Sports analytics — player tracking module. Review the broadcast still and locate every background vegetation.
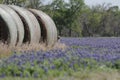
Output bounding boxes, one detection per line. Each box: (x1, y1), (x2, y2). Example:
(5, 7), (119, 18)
(1, 0), (120, 37)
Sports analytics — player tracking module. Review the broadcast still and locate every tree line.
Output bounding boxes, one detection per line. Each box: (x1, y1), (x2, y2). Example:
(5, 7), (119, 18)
(1, 0), (120, 37)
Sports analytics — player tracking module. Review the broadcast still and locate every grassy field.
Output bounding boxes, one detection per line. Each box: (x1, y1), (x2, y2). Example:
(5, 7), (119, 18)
(0, 37), (120, 79)
(1, 70), (120, 80)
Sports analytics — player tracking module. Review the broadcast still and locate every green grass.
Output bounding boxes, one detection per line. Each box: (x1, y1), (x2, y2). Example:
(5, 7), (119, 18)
(0, 69), (120, 80)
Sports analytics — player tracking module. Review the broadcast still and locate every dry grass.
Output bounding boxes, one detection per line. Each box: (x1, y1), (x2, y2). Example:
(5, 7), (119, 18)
(13, 42), (67, 51)
(0, 42), (12, 58)
(70, 70), (120, 80)
(0, 42), (67, 58)
(90, 71), (120, 80)
(1, 70), (120, 80)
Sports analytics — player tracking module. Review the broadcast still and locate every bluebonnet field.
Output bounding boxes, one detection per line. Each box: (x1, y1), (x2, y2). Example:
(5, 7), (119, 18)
(0, 37), (120, 78)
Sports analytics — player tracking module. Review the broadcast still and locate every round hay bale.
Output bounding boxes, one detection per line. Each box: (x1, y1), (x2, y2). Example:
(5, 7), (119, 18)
(29, 9), (57, 46)
(0, 4), (24, 45)
(9, 5), (41, 44)
(0, 7), (17, 46)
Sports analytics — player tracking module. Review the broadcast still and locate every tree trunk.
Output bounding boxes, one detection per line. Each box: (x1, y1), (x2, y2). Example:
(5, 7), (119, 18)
(69, 28), (72, 37)
(82, 22), (92, 36)
(59, 29), (62, 36)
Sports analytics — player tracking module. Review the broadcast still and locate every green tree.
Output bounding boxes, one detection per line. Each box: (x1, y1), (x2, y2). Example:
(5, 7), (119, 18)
(82, 5), (103, 36)
(80, 6), (92, 36)
(25, 0), (41, 9)
(42, 0), (68, 36)
(101, 6), (120, 36)
(1, 0), (42, 8)
(80, 3), (120, 37)
(2, 0), (26, 6)
(45, 0), (85, 37)
(0, 0), (2, 3)
(51, 0), (67, 36)
(65, 0), (85, 36)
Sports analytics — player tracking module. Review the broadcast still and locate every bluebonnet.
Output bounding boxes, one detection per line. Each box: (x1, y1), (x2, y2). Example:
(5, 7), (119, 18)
(0, 37), (120, 77)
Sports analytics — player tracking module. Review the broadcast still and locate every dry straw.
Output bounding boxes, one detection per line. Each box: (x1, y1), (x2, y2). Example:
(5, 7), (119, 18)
(0, 42), (67, 58)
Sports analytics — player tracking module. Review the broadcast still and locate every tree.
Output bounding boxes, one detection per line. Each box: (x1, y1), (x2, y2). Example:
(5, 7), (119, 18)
(65, 0), (85, 36)
(2, 0), (26, 6)
(80, 3), (120, 37)
(25, 0), (41, 9)
(45, 0), (85, 37)
(80, 6), (93, 36)
(0, 0), (2, 3)
(42, 0), (68, 36)
(1, 0), (42, 8)
(102, 6), (120, 36)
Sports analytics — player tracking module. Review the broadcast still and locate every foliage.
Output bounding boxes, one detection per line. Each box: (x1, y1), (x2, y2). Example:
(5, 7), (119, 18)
(0, 0), (41, 8)
(80, 4), (120, 37)
(1, 0), (26, 6)
(1, 0), (120, 37)
(42, 0), (85, 37)
(0, 0), (2, 3)
(25, 0), (42, 9)
(65, 0), (85, 36)
(42, 1), (120, 37)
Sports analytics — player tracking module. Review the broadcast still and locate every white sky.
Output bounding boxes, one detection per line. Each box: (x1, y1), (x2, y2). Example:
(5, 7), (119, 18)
(84, 0), (120, 8)
(42, 0), (120, 8)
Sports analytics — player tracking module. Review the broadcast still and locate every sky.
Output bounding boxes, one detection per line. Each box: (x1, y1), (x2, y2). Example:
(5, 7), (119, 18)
(84, 0), (120, 8)
(43, 0), (120, 8)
